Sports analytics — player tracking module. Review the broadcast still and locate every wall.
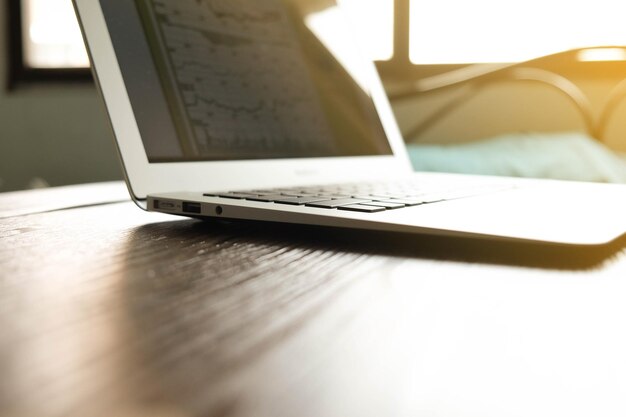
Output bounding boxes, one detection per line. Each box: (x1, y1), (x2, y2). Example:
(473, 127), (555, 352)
(0, 0), (122, 192)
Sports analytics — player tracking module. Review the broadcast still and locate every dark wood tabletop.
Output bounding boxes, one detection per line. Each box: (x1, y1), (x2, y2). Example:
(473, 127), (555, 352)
(2, 182), (626, 417)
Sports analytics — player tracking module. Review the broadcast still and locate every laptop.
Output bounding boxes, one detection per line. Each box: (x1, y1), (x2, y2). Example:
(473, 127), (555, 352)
(73, 0), (626, 246)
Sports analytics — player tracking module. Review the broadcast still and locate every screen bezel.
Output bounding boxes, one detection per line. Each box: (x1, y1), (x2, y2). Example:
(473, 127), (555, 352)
(74, 0), (413, 201)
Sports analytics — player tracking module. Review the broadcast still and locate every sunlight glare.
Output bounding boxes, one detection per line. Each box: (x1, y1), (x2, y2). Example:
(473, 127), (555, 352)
(23, 0), (89, 68)
(410, 0), (626, 64)
(339, 0), (394, 61)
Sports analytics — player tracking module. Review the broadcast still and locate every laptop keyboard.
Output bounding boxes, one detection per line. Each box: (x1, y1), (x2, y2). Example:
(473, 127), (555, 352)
(203, 179), (509, 213)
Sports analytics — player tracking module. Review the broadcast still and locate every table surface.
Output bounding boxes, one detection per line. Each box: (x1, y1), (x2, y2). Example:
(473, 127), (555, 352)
(2, 182), (626, 417)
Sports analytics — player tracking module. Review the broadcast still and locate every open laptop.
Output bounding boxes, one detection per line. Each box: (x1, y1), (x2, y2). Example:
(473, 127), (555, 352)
(74, 0), (626, 246)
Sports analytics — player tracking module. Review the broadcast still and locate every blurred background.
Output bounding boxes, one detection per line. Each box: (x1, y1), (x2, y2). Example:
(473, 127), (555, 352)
(2, 0), (626, 192)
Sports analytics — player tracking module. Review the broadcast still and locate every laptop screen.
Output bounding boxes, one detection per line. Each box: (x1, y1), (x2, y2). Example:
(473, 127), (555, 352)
(99, 0), (393, 163)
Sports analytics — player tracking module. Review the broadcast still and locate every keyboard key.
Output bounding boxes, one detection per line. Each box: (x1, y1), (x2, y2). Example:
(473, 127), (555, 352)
(274, 196), (328, 205)
(362, 201), (406, 209)
(203, 179), (500, 214)
(338, 204), (386, 213)
(215, 192), (258, 199)
(381, 198), (428, 206)
(316, 194), (352, 199)
(351, 195), (382, 200)
(249, 190), (275, 194)
(369, 193), (411, 199)
(245, 194), (285, 202)
(280, 192), (318, 197)
(306, 198), (371, 208)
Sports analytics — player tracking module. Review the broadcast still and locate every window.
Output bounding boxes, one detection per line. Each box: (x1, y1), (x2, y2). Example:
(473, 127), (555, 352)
(21, 0), (89, 68)
(338, 0), (395, 62)
(7, 0), (91, 88)
(355, 0), (626, 81)
(7, 0), (626, 88)
(409, 0), (626, 64)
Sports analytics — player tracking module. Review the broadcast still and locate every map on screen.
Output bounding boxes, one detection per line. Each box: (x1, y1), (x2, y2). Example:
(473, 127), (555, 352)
(135, 0), (337, 159)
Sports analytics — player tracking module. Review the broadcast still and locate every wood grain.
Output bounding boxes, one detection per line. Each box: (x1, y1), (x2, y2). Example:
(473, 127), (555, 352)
(0, 181), (128, 219)
(2, 186), (626, 417)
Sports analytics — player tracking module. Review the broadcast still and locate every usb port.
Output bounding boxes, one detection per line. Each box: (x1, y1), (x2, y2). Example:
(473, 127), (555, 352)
(154, 200), (176, 210)
(182, 202), (201, 214)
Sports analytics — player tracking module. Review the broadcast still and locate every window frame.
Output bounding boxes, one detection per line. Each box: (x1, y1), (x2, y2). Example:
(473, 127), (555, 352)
(6, 0), (92, 90)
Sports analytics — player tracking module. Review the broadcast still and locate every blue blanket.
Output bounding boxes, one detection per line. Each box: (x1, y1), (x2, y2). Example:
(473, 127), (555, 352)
(407, 132), (626, 183)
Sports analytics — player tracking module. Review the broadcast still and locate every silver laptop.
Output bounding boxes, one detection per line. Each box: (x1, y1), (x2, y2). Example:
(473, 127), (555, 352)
(74, 0), (626, 246)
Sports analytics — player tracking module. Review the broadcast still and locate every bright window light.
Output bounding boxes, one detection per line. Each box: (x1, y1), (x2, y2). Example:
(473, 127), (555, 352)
(410, 0), (626, 64)
(578, 48), (626, 62)
(22, 0), (89, 68)
(306, 6), (372, 91)
(339, 0), (394, 62)
(18, 0), (392, 69)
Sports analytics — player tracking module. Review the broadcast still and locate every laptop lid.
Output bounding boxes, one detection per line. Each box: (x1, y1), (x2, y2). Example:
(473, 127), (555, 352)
(74, 0), (413, 202)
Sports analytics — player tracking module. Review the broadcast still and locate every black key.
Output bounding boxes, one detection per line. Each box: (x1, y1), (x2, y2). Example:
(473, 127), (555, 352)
(306, 198), (371, 208)
(316, 194), (351, 199)
(215, 192), (258, 199)
(280, 192), (319, 197)
(362, 201), (406, 209)
(338, 204), (386, 213)
(274, 196), (328, 205)
(245, 194), (285, 202)
(249, 190), (275, 194)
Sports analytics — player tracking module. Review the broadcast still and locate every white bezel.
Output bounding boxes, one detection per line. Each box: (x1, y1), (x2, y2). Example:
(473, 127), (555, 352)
(73, 0), (413, 201)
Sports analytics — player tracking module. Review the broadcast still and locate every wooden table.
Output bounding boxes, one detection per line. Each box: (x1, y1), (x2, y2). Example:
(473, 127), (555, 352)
(2, 182), (626, 417)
